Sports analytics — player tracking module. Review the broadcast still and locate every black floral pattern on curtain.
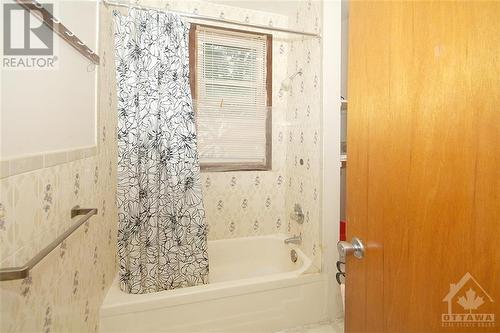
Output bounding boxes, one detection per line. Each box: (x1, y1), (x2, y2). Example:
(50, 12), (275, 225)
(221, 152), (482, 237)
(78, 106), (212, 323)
(113, 8), (209, 294)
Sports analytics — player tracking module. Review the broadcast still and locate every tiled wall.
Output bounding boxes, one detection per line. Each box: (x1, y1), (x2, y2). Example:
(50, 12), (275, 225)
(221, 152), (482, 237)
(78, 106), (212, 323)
(0, 6), (118, 332)
(285, 0), (323, 271)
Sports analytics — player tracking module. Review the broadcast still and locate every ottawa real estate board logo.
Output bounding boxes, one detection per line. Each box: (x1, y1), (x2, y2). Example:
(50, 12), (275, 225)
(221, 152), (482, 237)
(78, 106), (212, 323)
(3, 2), (58, 69)
(442, 272), (495, 328)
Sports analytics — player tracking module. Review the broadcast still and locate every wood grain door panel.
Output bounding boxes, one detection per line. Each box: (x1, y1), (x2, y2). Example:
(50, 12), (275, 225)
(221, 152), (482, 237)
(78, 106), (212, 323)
(346, 2), (499, 332)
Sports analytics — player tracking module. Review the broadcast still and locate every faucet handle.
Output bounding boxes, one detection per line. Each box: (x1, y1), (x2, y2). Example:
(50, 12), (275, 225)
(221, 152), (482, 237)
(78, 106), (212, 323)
(291, 204), (305, 224)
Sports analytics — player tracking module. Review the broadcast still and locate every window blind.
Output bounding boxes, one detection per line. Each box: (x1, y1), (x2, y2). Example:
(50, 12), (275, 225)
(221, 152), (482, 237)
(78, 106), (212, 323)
(194, 26), (270, 168)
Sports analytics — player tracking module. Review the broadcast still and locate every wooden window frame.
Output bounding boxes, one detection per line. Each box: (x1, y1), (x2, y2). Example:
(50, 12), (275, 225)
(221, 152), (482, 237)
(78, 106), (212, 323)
(189, 24), (273, 172)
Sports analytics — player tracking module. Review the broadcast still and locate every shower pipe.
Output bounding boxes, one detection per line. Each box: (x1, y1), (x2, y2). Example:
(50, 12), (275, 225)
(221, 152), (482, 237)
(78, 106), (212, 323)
(0, 206), (98, 281)
(102, 0), (322, 38)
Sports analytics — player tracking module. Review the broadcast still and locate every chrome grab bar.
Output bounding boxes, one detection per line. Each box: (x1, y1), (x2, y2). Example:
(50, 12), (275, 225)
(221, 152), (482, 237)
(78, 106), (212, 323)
(0, 206), (98, 281)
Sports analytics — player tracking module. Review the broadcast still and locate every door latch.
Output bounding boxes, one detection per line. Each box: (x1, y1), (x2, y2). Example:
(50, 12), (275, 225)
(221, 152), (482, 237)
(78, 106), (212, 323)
(337, 237), (365, 262)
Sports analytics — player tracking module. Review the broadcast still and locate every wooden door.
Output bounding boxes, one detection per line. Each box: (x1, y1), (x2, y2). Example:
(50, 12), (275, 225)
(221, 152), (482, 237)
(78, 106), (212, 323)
(346, 1), (499, 332)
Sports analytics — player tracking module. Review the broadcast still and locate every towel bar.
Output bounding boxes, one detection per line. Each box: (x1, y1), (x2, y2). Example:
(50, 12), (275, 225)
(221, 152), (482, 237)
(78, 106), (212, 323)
(0, 206), (98, 281)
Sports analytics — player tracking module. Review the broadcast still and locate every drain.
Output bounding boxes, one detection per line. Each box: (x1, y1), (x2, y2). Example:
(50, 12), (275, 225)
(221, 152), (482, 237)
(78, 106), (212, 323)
(290, 249), (298, 263)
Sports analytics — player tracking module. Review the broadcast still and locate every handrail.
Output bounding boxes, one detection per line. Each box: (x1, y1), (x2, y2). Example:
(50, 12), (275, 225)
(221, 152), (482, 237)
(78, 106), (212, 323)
(15, 0), (100, 64)
(0, 206), (98, 281)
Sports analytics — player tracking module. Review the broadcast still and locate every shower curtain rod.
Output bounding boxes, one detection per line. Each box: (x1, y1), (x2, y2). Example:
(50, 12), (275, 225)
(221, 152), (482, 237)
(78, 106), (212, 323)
(102, 0), (321, 38)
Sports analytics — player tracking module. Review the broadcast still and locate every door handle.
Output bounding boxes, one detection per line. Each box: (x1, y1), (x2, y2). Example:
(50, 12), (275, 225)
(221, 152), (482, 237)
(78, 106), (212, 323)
(337, 237), (365, 262)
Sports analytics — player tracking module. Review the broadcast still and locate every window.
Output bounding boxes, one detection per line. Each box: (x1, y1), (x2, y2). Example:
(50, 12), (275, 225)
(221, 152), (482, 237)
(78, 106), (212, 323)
(190, 24), (272, 172)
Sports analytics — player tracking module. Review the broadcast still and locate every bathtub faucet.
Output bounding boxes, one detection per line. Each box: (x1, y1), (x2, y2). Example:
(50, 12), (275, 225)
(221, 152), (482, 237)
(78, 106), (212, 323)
(284, 234), (302, 245)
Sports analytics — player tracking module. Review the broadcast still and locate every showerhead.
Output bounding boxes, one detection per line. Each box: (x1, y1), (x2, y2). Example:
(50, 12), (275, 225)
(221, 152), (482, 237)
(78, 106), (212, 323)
(280, 69), (303, 93)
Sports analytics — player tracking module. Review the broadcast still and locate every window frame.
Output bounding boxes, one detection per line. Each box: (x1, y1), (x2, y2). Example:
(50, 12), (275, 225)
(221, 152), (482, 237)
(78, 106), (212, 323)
(189, 24), (273, 172)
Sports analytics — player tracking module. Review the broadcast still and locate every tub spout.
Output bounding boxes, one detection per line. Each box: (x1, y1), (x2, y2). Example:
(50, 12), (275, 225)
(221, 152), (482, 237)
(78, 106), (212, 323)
(284, 235), (302, 245)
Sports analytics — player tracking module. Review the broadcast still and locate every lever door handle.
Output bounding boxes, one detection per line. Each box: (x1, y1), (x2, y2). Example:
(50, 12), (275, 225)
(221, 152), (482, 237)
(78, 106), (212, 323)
(337, 237), (365, 262)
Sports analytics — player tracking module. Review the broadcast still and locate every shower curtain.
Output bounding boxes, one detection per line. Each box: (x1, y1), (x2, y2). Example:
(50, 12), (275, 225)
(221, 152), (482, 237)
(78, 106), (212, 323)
(113, 8), (209, 294)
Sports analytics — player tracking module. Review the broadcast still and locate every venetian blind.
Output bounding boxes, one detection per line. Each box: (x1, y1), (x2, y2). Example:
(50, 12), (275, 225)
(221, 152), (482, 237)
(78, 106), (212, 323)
(195, 26), (270, 167)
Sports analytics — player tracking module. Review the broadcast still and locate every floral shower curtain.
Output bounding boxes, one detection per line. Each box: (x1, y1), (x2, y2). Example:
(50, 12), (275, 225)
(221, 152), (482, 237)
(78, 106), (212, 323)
(113, 8), (209, 294)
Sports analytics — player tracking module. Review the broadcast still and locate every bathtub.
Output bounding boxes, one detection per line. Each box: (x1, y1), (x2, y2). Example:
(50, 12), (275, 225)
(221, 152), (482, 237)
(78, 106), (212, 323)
(100, 234), (328, 332)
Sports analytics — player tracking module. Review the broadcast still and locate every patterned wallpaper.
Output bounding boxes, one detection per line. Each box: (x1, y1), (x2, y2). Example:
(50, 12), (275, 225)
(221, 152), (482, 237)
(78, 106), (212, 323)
(0, 1), (322, 332)
(0, 6), (118, 332)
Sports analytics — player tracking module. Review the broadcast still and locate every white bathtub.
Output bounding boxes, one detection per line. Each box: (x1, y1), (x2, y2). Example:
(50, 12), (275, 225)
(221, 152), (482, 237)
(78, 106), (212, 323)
(100, 234), (328, 332)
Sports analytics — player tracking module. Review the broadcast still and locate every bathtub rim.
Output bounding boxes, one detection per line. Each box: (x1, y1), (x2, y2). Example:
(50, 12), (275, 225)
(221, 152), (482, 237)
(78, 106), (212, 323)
(100, 234), (317, 318)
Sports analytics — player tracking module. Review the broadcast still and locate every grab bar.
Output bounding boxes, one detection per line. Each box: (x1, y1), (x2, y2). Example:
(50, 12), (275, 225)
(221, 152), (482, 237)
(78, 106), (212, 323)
(0, 206), (98, 281)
